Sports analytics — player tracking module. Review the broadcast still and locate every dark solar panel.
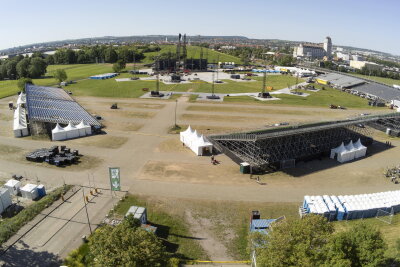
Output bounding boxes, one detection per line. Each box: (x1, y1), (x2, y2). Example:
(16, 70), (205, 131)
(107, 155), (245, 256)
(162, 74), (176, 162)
(25, 84), (101, 127)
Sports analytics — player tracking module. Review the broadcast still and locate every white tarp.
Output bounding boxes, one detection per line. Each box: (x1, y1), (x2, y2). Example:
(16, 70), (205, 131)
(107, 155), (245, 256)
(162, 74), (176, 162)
(64, 121), (79, 139)
(52, 123), (67, 141)
(180, 126), (213, 156)
(4, 179), (21, 195)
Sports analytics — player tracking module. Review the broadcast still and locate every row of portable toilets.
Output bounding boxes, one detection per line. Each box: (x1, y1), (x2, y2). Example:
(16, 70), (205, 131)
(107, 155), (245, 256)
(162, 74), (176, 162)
(303, 190), (400, 221)
(0, 179), (46, 214)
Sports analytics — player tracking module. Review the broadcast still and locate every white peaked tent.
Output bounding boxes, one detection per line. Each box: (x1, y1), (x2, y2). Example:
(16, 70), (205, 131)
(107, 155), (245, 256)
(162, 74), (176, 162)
(344, 140), (356, 161)
(13, 105), (29, 137)
(52, 123), (67, 141)
(77, 120), (92, 135)
(195, 135), (213, 156)
(16, 93), (26, 105)
(353, 138), (367, 158)
(64, 121), (79, 139)
(330, 142), (348, 162)
(180, 126), (213, 156)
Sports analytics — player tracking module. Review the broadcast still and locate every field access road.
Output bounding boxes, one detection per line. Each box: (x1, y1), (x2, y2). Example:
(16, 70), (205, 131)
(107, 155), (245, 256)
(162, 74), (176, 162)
(0, 186), (123, 267)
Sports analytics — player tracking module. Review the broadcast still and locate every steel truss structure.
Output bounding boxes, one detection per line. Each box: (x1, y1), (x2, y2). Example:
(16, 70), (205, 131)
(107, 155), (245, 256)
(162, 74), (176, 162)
(209, 113), (400, 170)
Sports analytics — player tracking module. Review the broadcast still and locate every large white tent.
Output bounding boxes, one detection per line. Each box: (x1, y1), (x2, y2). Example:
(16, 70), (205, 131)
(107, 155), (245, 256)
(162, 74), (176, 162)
(13, 105), (29, 137)
(77, 120), (92, 136)
(344, 140), (356, 161)
(353, 138), (367, 158)
(52, 123), (67, 141)
(180, 126), (213, 156)
(64, 121), (80, 139)
(51, 121), (92, 141)
(330, 140), (367, 163)
(330, 142), (347, 163)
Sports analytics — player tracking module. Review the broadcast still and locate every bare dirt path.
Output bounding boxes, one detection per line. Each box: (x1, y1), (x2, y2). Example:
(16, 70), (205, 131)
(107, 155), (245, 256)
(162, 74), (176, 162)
(185, 211), (233, 261)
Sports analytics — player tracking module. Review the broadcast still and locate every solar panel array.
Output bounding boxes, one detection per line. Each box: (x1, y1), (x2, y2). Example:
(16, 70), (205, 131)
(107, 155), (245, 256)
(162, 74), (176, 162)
(25, 84), (101, 126)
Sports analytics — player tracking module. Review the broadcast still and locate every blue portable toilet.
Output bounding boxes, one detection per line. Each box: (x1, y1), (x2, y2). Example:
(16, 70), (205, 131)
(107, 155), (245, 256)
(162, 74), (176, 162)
(37, 184), (46, 198)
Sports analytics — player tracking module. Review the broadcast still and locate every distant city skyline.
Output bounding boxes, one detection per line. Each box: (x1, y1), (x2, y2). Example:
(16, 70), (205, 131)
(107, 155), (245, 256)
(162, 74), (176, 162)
(1, 0), (399, 55)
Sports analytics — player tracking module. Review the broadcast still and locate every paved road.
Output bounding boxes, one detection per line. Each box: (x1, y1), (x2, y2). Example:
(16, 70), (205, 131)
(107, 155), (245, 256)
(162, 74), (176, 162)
(0, 186), (124, 266)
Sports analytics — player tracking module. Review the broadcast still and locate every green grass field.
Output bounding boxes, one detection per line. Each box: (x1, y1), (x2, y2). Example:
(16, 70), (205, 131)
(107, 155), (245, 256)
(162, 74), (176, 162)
(350, 73), (400, 87)
(142, 45), (242, 64)
(224, 84), (376, 109)
(0, 64), (115, 98)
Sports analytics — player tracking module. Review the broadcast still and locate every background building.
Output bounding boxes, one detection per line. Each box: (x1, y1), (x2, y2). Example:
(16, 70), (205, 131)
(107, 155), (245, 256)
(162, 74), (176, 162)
(350, 60), (383, 71)
(293, 36), (332, 59)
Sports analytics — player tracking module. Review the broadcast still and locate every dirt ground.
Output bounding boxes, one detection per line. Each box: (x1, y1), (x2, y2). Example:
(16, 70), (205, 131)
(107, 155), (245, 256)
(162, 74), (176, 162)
(1, 93), (399, 260)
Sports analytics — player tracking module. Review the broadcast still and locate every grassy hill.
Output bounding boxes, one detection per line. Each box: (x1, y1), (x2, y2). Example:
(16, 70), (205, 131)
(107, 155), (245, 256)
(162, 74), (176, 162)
(142, 45), (242, 64)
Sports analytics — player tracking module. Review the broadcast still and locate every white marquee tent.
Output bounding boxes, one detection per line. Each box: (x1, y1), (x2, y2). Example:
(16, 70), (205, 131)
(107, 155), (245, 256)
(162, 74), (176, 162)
(180, 126), (213, 156)
(330, 139), (367, 163)
(13, 105), (29, 137)
(64, 121), (80, 139)
(51, 120), (92, 141)
(77, 120), (92, 136)
(52, 123), (67, 141)
(353, 138), (367, 158)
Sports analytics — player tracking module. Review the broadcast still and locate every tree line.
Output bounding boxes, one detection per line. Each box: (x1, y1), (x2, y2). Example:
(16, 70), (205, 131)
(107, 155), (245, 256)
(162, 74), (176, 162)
(46, 45), (153, 65)
(252, 215), (398, 267)
(0, 53), (47, 80)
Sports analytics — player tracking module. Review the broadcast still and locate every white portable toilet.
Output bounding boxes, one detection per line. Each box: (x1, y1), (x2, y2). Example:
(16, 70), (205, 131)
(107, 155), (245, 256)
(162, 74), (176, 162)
(4, 179), (21, 195)
(0, 187), (12, 213)
(20, 184), (38, 200)
(125, 206), (147, 225)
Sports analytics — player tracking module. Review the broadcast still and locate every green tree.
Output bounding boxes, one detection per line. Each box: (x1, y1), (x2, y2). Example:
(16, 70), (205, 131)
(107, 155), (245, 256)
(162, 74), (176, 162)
(16, 58), (31, 78)
(28, 57), (47, 78)
(89, 215), (167, 267)
(324, 223), (387, 267)
(5, 60), (18, 79)
(112, 60), (126, 73)
(45, 55), (55, 65)
(253, 215), (333, 267)
(104, 47), (118, 63)
(53, 69), (67, 83)
(17, 77), (33, 92)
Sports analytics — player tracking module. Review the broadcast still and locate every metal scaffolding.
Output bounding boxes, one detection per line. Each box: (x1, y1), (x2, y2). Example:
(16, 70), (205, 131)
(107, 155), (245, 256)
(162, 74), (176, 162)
(209, 113), (400, 169)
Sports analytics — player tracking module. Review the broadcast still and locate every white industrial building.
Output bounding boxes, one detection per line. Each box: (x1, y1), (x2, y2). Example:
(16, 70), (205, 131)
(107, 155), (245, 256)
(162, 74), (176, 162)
(293, 36), (332, 59)
(350, 60), (383, 71)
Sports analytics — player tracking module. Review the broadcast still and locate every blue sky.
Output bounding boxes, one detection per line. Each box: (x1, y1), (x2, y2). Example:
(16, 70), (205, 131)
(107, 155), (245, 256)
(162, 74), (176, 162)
(1, 0), (399, 55)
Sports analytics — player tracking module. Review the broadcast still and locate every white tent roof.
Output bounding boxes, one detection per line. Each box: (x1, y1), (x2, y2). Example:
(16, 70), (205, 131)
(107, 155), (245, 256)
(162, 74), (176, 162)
(64, 121), (77, 131)
(52, 123), (64, 133)
(353, 138), (366, 149)
(345, 140), (356, 151)
(196, 135), (213, 146)
(76, 120), (90, 128)
(183, 125), (194, 134)
(335, 142), (346, 154)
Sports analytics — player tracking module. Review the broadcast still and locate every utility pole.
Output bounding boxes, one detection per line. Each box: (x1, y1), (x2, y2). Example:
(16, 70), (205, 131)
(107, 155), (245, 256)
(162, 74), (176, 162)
(174, 99), (178, 127)
(82, 187), (92, 234)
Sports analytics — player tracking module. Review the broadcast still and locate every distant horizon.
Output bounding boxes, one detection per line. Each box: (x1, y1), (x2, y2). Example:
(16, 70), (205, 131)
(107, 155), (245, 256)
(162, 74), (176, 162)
(1, 0), (399, 55)
(1, 34), (394, 56)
